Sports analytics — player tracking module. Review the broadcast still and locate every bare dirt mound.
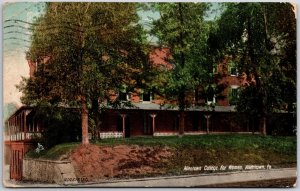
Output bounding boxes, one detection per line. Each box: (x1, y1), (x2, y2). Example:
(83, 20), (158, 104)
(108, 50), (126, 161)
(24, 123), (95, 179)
(68, 144), (173, 182)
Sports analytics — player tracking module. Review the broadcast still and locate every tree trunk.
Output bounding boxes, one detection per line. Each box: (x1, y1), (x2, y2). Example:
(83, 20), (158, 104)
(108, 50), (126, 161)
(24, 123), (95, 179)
(251, 117), (255, 135)
(260, 116), (267, 136)
(206, 117), (210, 134)
(177, 2), (186, 138)
(194, 88), (198, 105)
(247, 16), (267, 137)
(179, 111), (185, 136)
(91, 98), (101, 140)
(81, 96), (89, 144)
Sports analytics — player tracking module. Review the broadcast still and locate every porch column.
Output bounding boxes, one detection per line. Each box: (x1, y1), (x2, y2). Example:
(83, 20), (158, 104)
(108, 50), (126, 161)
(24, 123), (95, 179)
(20, 113), (23, 140)
(120, 114), (127, 138)
(37, 120), (39, 132)
(246, 119), (250, 132)
(11, 119), (14, 141)
(31, 120), (34, 132)
(17, 115), (19, 140)
(150, 114), (157, 136)
(204, 114), (211, 134)
(23, 111), (27, 140)
(8, 120), (11, 141)
(13, 118), (15, 141)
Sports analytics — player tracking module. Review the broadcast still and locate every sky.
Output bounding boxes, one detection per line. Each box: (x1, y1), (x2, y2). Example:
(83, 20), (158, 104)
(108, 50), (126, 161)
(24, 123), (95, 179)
(3, 2), (45, 107)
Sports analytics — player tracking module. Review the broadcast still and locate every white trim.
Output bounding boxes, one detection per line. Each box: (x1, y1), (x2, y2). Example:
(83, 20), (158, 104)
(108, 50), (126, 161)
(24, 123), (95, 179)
(153, 132), (178, 136)
(230, 85), (239, 89)
(207, 95), (216, 105)
(99, 132), (123, 139)
(126, 93), (131, 101)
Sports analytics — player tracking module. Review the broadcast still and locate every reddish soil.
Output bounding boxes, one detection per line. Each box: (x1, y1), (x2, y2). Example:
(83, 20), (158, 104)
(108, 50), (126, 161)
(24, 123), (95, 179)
(68, 144), (173, 182)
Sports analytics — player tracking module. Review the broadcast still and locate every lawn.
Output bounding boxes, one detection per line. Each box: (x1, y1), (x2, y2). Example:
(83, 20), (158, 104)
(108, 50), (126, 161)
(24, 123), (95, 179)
(26, 142), (80, 160)
(26, 134), (296, 174)
(96, 134), (297, 174)
(95, 134), (296, 155)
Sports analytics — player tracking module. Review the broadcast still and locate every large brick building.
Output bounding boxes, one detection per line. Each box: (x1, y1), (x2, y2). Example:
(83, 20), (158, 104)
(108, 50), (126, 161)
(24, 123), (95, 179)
(6, 48), (251, 142)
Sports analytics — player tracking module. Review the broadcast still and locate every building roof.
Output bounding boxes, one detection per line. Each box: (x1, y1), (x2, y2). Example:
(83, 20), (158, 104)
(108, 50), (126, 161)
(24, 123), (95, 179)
(123, 102), (237, 112)
(5, 106), (33, 122)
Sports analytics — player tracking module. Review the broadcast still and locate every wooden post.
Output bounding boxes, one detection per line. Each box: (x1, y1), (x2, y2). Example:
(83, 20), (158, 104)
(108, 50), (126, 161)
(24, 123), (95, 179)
(13, 118), (15, 141)
(204, 114), (211, 134)
(8, 120), (11, 141)
(150, 114), (157, 136)
(24, 111), (27, 140)
(32, 120), (35, 132)
(20, 113), (22, 140)
(246, 119), (249, 132)
(179, 111), (185, 136)
(11, 120), (13, 141)
(261, 116), (267, 136)
(19, 114), (21, 140)
(120, 114), (127, 138)
(17, 115), (19, 141)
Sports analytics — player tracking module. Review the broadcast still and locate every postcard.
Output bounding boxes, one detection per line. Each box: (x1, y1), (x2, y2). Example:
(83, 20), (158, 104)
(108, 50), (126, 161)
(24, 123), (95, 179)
(3, 1), (297, 188)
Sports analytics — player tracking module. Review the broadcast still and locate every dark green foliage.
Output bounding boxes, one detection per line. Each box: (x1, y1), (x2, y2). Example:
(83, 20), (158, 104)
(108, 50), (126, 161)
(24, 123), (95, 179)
(150, 2), (211, 110)
(33, 103), (81, 148)
(209, 3), (296, 133)
(17, 3), (150, 143)
(26, 142), (80, 160)
(22, 3), (147, 104)
(268, 113), (296, 136)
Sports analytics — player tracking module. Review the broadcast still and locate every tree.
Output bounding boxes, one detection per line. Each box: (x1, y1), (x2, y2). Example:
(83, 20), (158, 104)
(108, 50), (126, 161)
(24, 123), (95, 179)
(18, 2), (148, 144)
(210, 3), (296, 135)
(150, 2), (210, 135)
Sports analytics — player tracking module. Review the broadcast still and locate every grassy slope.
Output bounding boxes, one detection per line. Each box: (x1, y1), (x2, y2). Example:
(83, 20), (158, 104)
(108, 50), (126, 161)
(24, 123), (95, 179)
(26, 142), (80, 160)
(96, 134), (296, 154)
(26, 134), (296, 172)
(98, 134), (297, 174)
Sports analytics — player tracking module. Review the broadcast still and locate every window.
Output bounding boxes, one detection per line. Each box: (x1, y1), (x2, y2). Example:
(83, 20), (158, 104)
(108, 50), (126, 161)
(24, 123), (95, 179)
(230, 67), (238, 76)
(142, 91), (152, 102)
(119, 92), (128, 101)
(229, 61), (238, 76)
(206, 86), (215, 104)
(118, 85), (130, 101)
(229, 87), (240, 105)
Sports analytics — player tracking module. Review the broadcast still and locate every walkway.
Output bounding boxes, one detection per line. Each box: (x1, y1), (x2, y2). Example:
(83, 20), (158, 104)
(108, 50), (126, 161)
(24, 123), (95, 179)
(80, 167), (297, 187)
(3, 167), (296, 187)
